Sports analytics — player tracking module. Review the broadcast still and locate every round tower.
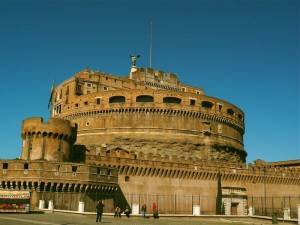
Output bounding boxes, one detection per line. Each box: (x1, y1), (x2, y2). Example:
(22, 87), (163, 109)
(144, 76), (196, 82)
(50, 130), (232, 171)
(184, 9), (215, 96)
(51, 68), (247, 163)
(21, 117), (77, 162)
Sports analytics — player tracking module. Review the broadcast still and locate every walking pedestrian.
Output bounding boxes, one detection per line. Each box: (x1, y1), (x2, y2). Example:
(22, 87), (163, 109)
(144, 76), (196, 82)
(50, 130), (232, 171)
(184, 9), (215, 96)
(96, 201), (104, 223)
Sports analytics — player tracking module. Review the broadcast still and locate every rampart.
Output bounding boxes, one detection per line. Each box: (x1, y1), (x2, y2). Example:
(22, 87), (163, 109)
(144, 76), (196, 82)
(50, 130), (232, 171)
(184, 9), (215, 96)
(86, 149), (300, 186)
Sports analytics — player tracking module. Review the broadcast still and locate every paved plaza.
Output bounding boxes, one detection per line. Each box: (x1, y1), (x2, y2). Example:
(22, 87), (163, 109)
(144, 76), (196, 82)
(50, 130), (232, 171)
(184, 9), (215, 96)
(0, 212), (297, 225)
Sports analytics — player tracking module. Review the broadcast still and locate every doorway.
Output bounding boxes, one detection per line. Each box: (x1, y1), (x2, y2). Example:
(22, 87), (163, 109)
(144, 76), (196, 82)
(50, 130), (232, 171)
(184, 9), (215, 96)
(231, 203), (239, 215)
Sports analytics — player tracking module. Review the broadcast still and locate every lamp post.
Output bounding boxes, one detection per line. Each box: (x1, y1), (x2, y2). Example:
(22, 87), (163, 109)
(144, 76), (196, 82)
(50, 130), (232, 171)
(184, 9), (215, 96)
(264, 168), (267, 216)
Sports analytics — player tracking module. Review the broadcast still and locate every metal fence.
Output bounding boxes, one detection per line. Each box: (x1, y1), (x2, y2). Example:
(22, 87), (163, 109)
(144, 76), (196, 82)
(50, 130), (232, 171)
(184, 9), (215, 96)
(248, 196), (300, 218)
(124, 193), (217, 215)
(37, 192), (300, 218)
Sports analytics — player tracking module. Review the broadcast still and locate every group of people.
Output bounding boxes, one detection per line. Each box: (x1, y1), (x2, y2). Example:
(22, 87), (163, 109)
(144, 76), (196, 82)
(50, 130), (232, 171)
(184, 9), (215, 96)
(141, 203), (158, 218)
(114, 206), (130, 218)
(95, 201), (159, 223)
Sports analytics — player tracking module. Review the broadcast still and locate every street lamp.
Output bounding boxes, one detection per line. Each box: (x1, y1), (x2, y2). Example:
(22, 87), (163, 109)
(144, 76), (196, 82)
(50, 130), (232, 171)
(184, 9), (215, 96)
(263, 168), (267, 216)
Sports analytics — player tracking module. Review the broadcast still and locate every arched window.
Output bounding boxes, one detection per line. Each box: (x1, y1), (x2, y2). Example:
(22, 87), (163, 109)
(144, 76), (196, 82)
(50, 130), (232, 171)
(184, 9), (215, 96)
(163, 97), (181, 104)
(227, 108), (234, 116)
(237, 113), (243, 120)
(109, 96), (125, 103)
(201, 101), (214, 109)
(136, 95), (154, 102)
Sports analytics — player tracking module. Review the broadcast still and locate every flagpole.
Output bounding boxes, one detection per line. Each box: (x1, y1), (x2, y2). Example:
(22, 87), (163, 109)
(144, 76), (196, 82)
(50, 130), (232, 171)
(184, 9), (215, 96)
(48, 80), (55, 109)
(150, 22), (153, 68)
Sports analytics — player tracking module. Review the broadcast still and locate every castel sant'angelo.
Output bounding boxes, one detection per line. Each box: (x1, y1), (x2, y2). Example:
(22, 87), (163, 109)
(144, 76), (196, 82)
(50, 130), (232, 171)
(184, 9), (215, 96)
(1, 55), (299, 216)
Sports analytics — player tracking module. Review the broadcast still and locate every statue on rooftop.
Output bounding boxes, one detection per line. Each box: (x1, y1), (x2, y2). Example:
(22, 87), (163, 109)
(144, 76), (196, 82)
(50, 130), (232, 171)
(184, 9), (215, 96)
(130, 54), (140, 67)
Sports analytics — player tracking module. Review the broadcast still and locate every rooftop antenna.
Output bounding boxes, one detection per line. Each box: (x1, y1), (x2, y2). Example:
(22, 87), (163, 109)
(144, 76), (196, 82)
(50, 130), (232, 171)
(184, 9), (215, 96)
(149, 22), (153, 68)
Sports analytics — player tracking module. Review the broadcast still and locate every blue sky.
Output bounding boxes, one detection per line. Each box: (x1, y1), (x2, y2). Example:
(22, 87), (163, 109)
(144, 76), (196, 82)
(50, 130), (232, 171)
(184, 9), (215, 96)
(0, 0), (299, 164)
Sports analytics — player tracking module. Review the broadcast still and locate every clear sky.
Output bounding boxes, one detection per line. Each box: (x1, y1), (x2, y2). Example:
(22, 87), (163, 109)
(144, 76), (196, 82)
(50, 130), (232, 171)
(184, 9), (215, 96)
(0, 0), (299, 164)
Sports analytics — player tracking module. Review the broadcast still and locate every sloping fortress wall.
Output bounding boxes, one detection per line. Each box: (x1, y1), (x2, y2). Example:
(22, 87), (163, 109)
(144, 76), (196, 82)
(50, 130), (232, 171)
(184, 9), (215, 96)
(52, 68), (247, 163)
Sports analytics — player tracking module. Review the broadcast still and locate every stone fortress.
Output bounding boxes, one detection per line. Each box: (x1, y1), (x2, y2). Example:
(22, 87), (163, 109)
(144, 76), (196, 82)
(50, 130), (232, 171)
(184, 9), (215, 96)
(0, 58), (299, 216)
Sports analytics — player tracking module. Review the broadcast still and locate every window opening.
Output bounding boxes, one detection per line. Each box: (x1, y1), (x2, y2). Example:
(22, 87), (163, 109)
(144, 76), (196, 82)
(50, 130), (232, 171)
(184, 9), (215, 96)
(97, 168), (101, 175)
(24, 163), (29, 170)
(109, 96), (125, 103)
(201, 101), (213, 109)
(163, 97), (181, 104)
(72, 166), (77, 173)
(227, 108), (234, 116)
(136, 95), (154, 102)
(218, 104), (223, 111)
(3, 163), (8, 169)
(190, 99), (195, 106)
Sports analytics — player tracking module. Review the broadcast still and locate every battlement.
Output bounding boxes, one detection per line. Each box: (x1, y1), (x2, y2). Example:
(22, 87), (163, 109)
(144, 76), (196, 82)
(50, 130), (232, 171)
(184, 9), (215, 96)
(22, 117), (77, 136)
(86, 149), (300, 186)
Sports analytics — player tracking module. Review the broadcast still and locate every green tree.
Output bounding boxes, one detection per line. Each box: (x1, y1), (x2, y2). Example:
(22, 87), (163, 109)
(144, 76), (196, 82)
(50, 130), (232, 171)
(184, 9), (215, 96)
(216, 171), (222, 215)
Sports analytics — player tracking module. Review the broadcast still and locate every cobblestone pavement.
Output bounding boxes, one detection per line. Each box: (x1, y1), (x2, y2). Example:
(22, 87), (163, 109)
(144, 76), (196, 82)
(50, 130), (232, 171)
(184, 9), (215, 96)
(0, 212), (297, 225)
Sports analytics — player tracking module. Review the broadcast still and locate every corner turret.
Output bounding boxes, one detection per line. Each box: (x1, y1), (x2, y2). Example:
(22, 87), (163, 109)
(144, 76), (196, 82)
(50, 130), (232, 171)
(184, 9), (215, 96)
(21, 117), (77, 162)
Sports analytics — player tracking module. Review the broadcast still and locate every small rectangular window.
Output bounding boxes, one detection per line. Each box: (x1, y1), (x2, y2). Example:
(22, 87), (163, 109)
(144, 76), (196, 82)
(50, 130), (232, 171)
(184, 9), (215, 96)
(107, 169), (111, 176)
(190, 99), (195, 106)
(86, 83), (92, 88)
(3, 163), (8, 169)
(125, 176), (130, 182)
(181, 87), (186, 92)
(24, 163), (29, 170)
(96, 98), (101, 104)
(97, 168), (101, 175)
(54, 104), (62, 115)
(103, 86), (109, 91)
(72, 166), (77, 173)
(75, 103), (79, 108)
(218, 104), (223, 111)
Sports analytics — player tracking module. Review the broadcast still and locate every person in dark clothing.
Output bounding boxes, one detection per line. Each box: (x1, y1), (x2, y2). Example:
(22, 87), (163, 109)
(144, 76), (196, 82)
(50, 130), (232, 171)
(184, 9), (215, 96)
(96, 201), (104, 223)
(141, 204), (147, 218)
(124, 206), (130, 218)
